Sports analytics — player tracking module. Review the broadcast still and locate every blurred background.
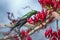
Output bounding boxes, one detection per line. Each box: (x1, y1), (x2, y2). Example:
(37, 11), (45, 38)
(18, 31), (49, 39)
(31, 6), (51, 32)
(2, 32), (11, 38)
(0, 0), (60, 40)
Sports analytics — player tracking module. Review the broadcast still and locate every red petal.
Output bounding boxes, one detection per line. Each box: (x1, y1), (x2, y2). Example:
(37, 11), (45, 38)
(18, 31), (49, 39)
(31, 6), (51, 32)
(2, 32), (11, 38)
(50, 37), (57, 40)
(45, 30), (51, 38)
(44, 0), (52, 4)
(34, 15), (39, 22)
(52, 1), (59, 8)
(37, 12), (42, 19)
(27, 28), (30, 33)
(21, 30), (26, 37)
(25, 32), (28, 37)
(27, 18), (34, 24)
(57, 29), (60, 36)
(57, 4), (60, 9)
(38, 0), (43, 4)
(41, 13), (46, 22)
(48, 27), (52, 33)
(52, 31), (57, 37)
(27, 36), (32, 40)
(58, 36), (60, 40)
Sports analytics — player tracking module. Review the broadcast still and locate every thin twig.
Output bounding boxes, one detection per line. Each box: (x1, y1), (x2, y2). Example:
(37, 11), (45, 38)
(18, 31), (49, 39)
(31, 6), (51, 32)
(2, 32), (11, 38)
(56, 19), (58, 31)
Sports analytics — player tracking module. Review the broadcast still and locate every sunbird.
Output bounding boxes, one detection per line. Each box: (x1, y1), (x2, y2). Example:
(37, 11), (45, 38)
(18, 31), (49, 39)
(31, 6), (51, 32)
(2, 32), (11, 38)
(10, 10), (37, 31)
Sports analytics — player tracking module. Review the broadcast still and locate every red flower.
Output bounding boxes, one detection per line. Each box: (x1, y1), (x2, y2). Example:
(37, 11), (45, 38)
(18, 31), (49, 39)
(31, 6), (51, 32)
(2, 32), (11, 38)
(45, 27), (52, 38)
(38, 0), (43, 4)
(45, 30), (51, 38)
(48, 27), (52, 34)
(41, 9), (46, 22)
(37, 10), (46, 22)
(38, 0), (52, 7)
(50, 37), (57, 40)
(57, 29), (60, 36)
(21, 30), (26, 37)
(25, 32), (28, 37)
(34, 15), (39, 22)
(38, 0), (45, 7)
(27, 18), (34, 24)
(52, 31), (57, 37)
(44, 0), (52, 4)
(52, 1), (59, 8)
(41, 13), (46, 22)
(21, 30), (28, 37)
(38, 0), (60, 11)
(27, 36), (32, 40)
(37, 12), (42, 19)
(58, 36), (60, 40)
(57, 3), (60, 9)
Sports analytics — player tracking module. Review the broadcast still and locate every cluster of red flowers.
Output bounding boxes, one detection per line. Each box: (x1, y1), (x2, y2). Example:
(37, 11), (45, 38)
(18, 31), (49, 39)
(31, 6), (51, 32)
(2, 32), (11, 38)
(38, 0), (60, 11)
(21, 29), (32, 40)
(45, 27), (60, 40)
(27, 10), (47, 25)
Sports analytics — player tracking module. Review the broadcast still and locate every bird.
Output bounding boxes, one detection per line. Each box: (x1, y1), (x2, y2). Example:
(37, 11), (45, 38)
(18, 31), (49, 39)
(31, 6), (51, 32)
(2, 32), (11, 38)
(10, 10), (37, 32)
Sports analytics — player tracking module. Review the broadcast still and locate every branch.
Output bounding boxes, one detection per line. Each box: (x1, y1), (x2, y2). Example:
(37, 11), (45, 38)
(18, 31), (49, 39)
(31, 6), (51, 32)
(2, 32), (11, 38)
(0, 23), (14, 28)
(0, 22), (34, 29)
(0, 33), (21, 40)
